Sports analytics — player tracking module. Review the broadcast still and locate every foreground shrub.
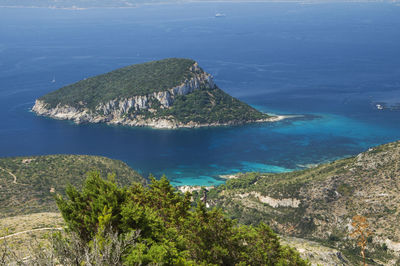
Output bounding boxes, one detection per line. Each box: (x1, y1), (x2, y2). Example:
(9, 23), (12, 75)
(53, 171), (308, 265)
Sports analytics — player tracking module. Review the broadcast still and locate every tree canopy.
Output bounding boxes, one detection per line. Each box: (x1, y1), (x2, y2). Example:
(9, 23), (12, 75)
(56, 172), (308, 265)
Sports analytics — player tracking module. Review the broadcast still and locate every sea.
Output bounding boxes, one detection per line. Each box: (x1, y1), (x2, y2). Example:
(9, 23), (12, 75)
(0, 2), (399, 186)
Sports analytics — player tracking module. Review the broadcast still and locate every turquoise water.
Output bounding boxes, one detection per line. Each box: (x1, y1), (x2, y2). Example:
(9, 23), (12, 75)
(0, 2), (399, 186)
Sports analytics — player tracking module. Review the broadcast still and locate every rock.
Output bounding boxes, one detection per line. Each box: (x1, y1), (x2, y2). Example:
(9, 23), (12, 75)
(281, 236), (350, 265)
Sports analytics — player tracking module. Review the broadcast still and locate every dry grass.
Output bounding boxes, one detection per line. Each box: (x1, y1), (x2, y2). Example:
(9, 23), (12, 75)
(0, 212), (64, 259)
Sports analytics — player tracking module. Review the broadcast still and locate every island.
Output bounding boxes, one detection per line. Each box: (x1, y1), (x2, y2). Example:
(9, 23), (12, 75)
(32, 58), (281, 129)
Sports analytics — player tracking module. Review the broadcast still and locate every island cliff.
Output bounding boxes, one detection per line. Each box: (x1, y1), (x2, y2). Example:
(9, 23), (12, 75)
(33, 58), (276, 129)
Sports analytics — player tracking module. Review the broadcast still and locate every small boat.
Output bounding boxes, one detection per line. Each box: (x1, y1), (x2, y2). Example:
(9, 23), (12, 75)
(376, 104), (384, 110)
(215, 12), (226, 18)
(51, 76), (56, 83)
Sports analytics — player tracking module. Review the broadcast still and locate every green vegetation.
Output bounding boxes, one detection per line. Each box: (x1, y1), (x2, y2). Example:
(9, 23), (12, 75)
(50, 172), (308, 265)
(203, 157), (358, 229)
(0, 155), (144, 218)
(40, 58), (197, 110)
(2, 141), (400, 264)
(201, 141), (400, 264)
(166, 87), (267, 123)
(141, 87), (268, 124)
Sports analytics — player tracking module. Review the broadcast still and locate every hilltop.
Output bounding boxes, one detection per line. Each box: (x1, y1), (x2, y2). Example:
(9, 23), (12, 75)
(0, 155), (144, 218)
(32, 58), (275, 129)
(203, 141), (400, 264)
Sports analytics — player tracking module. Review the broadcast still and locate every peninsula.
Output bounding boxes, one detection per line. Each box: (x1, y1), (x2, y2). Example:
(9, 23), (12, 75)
(33, 58), (277, 129)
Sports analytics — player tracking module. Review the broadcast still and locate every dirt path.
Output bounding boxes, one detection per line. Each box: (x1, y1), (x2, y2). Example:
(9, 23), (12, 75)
(0, 167), (17, 184)
(0, 227), (63, 240)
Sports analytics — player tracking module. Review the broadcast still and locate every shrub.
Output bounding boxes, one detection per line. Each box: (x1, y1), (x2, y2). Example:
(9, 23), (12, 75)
(54, 172), (309, 265)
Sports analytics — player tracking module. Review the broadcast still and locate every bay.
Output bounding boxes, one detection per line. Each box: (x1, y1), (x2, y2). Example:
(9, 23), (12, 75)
(0, 2), (399, 186)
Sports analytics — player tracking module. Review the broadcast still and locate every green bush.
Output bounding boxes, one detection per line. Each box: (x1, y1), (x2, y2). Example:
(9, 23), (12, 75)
(56, 172), (309, 265)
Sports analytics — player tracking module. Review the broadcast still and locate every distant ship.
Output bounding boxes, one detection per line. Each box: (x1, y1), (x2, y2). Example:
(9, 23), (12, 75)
(215, 12), (226, 18)
(51, 76), (56, 83)
(376, 104), (384, 110)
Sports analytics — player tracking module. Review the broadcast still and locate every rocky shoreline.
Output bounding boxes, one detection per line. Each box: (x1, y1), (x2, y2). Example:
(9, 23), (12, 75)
(32, 99), (289, 129)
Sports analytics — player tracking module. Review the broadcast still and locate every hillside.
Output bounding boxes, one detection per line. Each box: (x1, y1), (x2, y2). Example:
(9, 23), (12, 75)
(1, 175), (308, 265)
(1, 211), (352, 265)
(0, 212), (64, 260)
(38, 58), (198, 109)
(0, 155), (144, 218)
(32, 58), (273, 128)
(204, 141), (400, 265)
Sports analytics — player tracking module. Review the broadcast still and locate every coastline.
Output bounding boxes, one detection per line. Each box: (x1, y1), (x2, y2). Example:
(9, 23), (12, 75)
(32, 100), (294, 129)
(32, 108), (292, 129)
(0, 0), (390, 10)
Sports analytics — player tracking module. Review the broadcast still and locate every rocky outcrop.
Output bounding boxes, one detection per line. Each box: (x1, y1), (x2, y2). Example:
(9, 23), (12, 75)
(235, 192), (301, 208)
(95, 63), (215, 115)
(281, 236), (350, 266)
(33, 98), (277, 129)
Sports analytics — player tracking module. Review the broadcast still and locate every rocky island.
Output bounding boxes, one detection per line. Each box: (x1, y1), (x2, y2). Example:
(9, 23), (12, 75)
(33, 58), (277, 129)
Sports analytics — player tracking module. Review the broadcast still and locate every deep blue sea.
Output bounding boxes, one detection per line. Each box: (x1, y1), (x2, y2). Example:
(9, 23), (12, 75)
(1, 2), (399, 186)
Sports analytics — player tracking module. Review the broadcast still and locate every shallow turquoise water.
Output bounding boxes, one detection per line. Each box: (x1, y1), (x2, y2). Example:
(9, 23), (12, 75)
(0, 2), (399, 186)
